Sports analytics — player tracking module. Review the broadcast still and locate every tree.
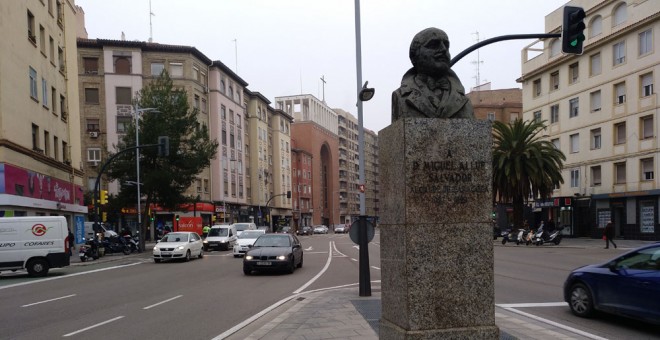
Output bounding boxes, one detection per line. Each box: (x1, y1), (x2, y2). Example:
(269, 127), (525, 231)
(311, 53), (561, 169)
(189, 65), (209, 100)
(492, 119), (565, 229)
(106, 71), (218, 248)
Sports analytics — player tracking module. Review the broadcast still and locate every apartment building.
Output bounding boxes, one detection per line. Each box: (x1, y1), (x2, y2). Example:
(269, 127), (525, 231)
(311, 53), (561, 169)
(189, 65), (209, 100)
(245, 90), (274, 227)
(520, 0), (660, 240)
(467, 87), (522, 123)
(0, 0), (86, 228)
(291, 139), (313, 229)
(363, 128), (380, 221)
(268, 107), (294, 229)
(276, 94), (339, 227)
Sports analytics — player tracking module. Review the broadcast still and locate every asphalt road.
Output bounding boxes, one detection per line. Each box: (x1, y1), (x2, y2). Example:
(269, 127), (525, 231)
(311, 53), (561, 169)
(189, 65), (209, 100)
(1, 232), (658, 339)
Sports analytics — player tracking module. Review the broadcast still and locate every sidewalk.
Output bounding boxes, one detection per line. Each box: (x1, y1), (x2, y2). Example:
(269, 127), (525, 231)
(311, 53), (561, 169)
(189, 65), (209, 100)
(222, 237), (658, 340)
(69, 242), (156, 266)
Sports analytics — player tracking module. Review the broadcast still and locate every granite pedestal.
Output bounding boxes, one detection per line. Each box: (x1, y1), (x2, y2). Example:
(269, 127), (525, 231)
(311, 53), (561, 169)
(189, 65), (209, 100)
(379, 118), (499, 339)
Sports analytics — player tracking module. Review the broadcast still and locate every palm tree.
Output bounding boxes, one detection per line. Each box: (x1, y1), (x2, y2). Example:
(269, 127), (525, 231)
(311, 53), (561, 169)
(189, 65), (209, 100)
(492, 119), (566, 229)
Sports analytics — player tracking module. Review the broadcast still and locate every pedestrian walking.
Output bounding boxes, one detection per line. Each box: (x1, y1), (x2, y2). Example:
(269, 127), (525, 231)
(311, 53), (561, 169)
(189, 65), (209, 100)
(67, 229), (75, 256)
(603, 222), (617, 249)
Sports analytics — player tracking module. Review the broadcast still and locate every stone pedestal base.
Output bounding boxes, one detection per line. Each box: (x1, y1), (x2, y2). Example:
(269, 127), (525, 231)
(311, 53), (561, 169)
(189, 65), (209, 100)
(378, 118), (498, 340)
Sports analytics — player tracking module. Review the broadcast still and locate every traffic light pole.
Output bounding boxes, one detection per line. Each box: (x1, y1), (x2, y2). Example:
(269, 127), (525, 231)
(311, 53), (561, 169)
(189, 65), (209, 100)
(450, 33), (561, 67)
(265, 191), (291, 233)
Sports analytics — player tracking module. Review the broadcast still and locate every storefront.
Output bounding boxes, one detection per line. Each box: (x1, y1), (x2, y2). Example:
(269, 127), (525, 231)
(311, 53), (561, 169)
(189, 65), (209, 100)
(592, 190), (660, 241)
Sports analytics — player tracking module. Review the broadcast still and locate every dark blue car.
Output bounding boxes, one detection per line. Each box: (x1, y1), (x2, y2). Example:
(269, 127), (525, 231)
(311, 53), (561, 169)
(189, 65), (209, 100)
(563, 243), (660, 325)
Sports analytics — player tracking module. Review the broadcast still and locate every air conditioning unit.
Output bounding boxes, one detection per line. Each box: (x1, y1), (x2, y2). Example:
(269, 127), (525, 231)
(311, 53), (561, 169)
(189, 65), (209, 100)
(89, 131), (99, 138)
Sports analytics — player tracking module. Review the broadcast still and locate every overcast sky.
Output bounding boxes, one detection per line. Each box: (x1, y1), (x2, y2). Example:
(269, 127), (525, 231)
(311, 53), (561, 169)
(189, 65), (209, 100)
(76, 0), (569, 132)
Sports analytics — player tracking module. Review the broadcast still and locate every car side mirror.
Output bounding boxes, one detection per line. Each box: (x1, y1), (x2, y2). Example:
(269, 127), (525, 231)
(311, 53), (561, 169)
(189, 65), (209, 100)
(248, 244), (253, 248)
(608, 262), (619, 273)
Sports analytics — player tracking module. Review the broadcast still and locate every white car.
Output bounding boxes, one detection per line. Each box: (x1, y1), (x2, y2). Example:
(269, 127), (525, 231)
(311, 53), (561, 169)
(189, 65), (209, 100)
(153, 232), (204, 263)
(313, 225), (329, 234)
(232, 229), (266, 257)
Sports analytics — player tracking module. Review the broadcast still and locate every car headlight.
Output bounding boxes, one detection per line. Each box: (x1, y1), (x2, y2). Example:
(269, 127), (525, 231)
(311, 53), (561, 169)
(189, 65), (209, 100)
(245, 255), (253, 260)
(177, 245), (185, 250)
(277, 255), (286, 260)
(203, 240), (208, 244)
(153, 246), (159, 251)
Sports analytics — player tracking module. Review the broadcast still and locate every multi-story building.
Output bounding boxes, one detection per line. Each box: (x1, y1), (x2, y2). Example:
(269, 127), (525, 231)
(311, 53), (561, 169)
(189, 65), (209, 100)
(335, 109), (360, 224)
(467, 87), (522, 123)
(245, 90), (273, 227)
(0, 1), (87, 229)
(520, 0), (660, 240)
(363, 128), (380, 221)
(291, 139), (313, 229)
(276, 94), (339, 227)
(268, 107), (294, 229)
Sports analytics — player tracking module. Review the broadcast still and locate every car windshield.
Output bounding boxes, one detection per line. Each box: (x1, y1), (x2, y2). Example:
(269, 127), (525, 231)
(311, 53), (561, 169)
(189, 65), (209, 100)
(234, 223), (250, 231)
(208, 228), (228, 237)
(161, 233), (188, 242)
(254, 235), (291, 247)
(239, 231), (263, 239)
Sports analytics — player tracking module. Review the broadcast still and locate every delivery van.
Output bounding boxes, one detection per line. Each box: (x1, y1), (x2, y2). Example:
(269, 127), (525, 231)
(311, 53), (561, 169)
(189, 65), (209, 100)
(203, 224), (237, 251)
(0, 216), (71, 277)
(83, 221), (117, 239)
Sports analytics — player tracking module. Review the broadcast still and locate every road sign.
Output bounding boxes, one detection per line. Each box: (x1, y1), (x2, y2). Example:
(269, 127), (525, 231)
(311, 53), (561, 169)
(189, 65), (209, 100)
(349, 219), (374, 244)
(358, 184), (365, 193)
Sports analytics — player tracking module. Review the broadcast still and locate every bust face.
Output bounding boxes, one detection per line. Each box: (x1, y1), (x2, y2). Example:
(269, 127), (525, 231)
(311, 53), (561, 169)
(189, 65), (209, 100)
(413, 29), (451, 77)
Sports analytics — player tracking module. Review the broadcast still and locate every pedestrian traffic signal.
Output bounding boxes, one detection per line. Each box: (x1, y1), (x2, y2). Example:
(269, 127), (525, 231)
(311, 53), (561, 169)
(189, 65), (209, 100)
(562, 6), (586, 55)
(158, 136), (169, 157)
(100, 190), (108, 205)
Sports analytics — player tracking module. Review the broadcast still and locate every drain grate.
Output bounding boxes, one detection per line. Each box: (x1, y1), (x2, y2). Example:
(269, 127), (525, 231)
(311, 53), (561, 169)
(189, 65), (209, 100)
(351, 300), (381, 333)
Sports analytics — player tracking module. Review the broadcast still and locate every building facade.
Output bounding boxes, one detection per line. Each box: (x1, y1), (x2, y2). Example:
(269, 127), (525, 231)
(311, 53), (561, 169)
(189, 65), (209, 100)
(0, 0), (87, 233)
(467, 87), (522, 123)
(291, 139), (313, 229)
(520, 0), (660, 240)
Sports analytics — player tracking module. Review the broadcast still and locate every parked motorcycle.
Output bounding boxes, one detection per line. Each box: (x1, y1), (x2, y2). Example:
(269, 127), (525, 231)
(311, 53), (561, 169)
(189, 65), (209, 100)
(122, 234), (141, 253)
(534, 226), (563, 246)
(501, 228), (526, 245)
(102, 236), (131, 255)
(79, 237), (100, 262)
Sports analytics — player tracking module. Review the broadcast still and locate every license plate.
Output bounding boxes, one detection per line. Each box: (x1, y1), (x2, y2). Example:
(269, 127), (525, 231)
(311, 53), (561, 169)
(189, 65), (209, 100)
(256, 261), (271, 266)
(161, 252), (171, 255)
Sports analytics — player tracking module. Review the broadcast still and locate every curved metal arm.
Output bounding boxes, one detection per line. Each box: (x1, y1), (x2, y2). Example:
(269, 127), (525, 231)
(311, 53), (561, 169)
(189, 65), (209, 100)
(450, 33), (561, 67)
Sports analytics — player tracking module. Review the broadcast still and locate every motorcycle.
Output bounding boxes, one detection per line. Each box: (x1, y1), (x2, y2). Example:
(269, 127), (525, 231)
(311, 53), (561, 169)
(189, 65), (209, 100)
(79, 237), (100, 262)
(534, 226), (563, 246)
(102, 236), (131, 255)
(501, 228), (526, 245)
(122, 234), (141, 253)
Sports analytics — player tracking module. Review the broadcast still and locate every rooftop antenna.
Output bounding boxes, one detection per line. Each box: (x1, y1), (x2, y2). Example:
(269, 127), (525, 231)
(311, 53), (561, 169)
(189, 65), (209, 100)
(471, 31), (484, 88)
(233, 39), (238, 73)
(149, 0), (155, 42)
(320, 75), (326, 102)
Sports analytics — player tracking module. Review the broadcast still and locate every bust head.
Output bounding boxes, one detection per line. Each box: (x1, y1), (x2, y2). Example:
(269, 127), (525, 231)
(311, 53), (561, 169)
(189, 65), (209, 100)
(409, 28), (451, 77)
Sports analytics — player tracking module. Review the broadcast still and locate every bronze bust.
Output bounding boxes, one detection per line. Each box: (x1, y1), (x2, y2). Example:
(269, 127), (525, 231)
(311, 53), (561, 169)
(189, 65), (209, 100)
(392, 28), (474, 121)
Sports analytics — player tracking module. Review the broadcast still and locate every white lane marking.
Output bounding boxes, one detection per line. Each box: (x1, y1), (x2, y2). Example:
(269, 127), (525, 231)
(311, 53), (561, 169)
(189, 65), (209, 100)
(63, 316), (124, 337)
(304, 251), (327, 254)
(332, 242), (348, 257)
(353, 246), (359, 250)
(143, 295), (183, 310)
(497, 302), (567, 308)
(21, 294), (76, 307)
(351, 258), (358, 262)
(293, 241), (333, 294)
(304, 246), (313, 251)
(370, 266), (380, 270)
(499, 306), (608, 340)
(0, 262), (142, 291)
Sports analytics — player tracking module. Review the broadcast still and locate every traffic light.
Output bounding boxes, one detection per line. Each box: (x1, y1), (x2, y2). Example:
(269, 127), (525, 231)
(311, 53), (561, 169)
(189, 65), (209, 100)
(562, 6), (586, 55)
(150, 213), (155, 222)
(286, 190), (291, 199)
(158, 136), (169, 157)
(175, 214), (180, 221)
(100, 190), (108, 205)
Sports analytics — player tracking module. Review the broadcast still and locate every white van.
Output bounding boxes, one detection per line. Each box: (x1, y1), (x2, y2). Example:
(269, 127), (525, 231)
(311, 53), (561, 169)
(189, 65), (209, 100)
(0, 216), (71, 277)
(203, 224), (236, 251)
(233, 222), (257, 236)
(83, 222), (117, 239)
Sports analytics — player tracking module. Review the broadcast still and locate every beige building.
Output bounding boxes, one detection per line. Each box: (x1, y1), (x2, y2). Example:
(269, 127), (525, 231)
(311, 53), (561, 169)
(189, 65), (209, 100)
(0, 0), (86, 228)
(467, 87), (522, 123)
(363, 128), (380, 220)
(520, 0), (660, 240)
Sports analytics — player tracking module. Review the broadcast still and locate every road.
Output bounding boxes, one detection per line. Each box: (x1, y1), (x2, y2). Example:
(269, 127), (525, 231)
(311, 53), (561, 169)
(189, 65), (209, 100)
(1, 232), (658, 339)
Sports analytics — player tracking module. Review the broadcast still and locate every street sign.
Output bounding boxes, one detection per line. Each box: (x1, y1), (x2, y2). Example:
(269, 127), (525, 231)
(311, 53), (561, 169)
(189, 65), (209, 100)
(358, 184), (365, 193)
(349, 219), (374, 244)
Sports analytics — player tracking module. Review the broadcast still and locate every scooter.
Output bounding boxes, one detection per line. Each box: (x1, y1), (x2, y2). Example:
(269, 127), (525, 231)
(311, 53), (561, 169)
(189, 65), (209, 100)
(102, 236), (131, 255)
(534, 226), (564, 245)
(502, 228), (526, 245)
(122, 234), (140, 253)
(79, 238), (100, 262)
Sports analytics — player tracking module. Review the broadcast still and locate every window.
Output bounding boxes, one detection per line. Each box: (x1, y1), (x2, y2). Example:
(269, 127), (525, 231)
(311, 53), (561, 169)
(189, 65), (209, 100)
(615, 162), (626, 184)
(570, 134), (579, 153)
(569, 63), (579, 84)
(60, 94), (67, 120)
(550, 71), (559, 90)
(85, 88), (99, 104)
(49, 36), (54, 61)
(201, 98), (207, 114)
(204, 179), (209, 193)
(116, 87), (132, 104)
(27, 10), (35, 42)
(570, 169), (580, 188)
(509, 112), (518, 123)
(83, 57), (98, 74)
(641, 73), (654, 97)
(87, 148), (101, 162)
(86, 118), (100, 131)
(39, 25), (45, 54)
(550, 104), (559, 123)
(44, 131), (50, 157)
(591, 166), (602, 186)
(589, 16), (602, 38)
(58, 47), (65, 72)
(590, 91), (601, 112)
(228, 86), (234, 99)
(151, 62), (164, 76)
(639, 29), (652, 56)
(193, 95), (200, 109)
(116, 116), (132, 133)
(641, 158), (654, 180)
(196, 179), (202, 193)
(29, 67), (38, 100)
(221, 105), (226, 120)
(615, 122), (626, 144)
(485, 112), (494, 121)
(193, 67), (200, 82)
(591, 128), (601, 150)
(222, 130), (227, 145)
(170, 62), (183, 77)
(615, 82), (626, 104)
(32, 124), (39, 150)
(62, 141), (68, 163)
(641, 115), (653, 139)
(613, 41), (626, 65)
(590, 53), (601, 75)
(533, 79), (541, 97)
(549, 40), (561, 57)
(533, 111), (542, 123)
(569, 97), (579, 118)
(114, 56), (131, 74)
(42, 78), (48, 108)
(613, 3), (627, 27)
(220, 78), (225, 93)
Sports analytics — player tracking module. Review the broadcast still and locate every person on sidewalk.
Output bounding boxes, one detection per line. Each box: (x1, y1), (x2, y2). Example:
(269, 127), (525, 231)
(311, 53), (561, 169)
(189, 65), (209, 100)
(603, 222), (617, 249)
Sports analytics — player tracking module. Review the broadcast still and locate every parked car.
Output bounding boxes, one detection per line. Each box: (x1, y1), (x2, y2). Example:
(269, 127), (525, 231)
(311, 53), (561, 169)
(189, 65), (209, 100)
(313, 225), (328, 234)
(563, 242), (660, 325)
(334, 224), (348, 233)
(243, 234), (303, 275)
(153, 232), (204, 263)
(297, 226), (312, 236)
(232, 229), (266, 257)
(276, 226), (291, 234)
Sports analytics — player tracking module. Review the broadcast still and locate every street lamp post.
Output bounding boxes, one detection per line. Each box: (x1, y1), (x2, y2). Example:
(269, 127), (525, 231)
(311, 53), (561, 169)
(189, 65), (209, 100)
(134, 104), (157, 242)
